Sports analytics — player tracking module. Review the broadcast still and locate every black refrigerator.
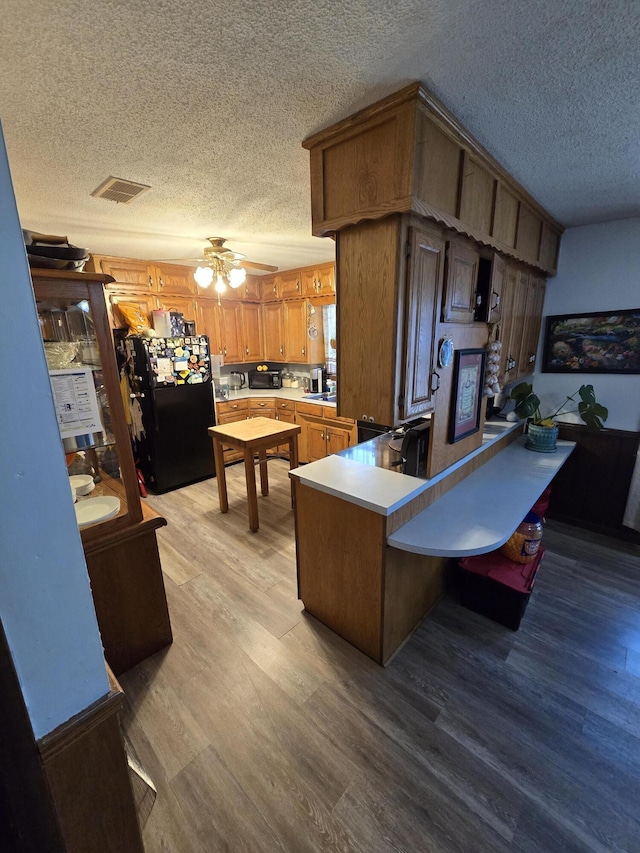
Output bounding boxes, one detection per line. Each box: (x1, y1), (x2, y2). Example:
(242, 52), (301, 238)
(121, 334), (216, 493)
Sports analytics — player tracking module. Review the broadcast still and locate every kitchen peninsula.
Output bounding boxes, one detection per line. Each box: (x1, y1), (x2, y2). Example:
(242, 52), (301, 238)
(290, 423), (575, 664)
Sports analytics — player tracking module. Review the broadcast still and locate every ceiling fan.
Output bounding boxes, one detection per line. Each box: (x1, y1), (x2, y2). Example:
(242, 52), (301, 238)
(164, 237), (278, 294)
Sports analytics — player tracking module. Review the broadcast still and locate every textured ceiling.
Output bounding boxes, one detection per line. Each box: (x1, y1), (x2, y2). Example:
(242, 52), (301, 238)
(1, 0), (638, 272)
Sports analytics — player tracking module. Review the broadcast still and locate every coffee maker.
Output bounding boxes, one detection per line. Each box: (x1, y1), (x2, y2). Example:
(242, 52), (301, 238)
(310, 367), (327, 393)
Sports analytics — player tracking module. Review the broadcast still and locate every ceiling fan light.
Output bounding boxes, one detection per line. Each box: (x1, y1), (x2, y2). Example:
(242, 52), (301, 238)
(228, 267), (246, 288)
(214, 274), (227, 293)
(194, 265), (214, 288)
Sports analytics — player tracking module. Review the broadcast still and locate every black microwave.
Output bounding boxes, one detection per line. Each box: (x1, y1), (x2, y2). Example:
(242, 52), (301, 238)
(248, 369), (282, 389)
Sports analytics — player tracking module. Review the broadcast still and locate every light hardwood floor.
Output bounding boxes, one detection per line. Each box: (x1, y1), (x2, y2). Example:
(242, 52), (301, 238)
(119, 460), (640, 852)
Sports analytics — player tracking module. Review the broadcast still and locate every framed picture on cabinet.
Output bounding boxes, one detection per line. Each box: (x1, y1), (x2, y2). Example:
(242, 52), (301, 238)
(541, 309), (640, 374)
(449, 349), (485, 443)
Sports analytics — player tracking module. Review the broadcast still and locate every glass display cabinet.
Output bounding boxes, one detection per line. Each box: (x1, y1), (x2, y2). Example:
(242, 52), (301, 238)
(34, 269), (143, 538)
(31, 268), (172, 675)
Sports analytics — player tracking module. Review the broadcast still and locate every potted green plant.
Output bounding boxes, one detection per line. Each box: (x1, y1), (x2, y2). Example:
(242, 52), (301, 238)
(509, 382), (608, 452)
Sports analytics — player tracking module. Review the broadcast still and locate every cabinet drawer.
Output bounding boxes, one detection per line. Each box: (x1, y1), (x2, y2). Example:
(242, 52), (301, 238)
(275, 399), (295, 412)
(217, 398), (249, 415)
(296, 401), (324, 417)
(324, 408), (355, 425)
(250, 398), (276, 412)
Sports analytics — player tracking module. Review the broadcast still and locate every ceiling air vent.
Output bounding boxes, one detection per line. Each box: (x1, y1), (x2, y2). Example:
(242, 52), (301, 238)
(90, 176), (151, 204)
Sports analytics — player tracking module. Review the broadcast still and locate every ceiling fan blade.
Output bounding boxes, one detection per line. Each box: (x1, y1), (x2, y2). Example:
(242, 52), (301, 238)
(237, 259), (278, 272)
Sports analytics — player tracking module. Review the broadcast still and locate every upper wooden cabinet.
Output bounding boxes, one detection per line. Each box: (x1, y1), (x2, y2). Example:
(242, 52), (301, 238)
(241, 302), (263, 361)
(278, 270), (302, 299)
(88, 256), (197, 296)
(262, 302), (285, 361)
(441, 239), (480, 324)
(475, 253), (506, 323)
(338, 215), (445, 426)
(301, 263), (335, 297)
(302, 82), (563, 275)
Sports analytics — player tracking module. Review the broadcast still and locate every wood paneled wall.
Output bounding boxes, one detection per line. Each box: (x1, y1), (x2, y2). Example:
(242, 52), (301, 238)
(548, 424), (640, 541)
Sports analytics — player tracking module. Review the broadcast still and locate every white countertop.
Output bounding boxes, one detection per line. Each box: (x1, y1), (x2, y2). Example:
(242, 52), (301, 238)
(387, 437), (575, 557)
(289, 418), (522, 516)
(216, 387), (333, 409)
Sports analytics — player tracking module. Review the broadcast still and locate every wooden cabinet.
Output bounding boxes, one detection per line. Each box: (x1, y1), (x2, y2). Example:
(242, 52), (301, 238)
(156, 294), (198, 328)
(196, 300), (222, 354)
(263, 302), (285, 361)
(109, 291), (158, 331)
(239, 275), (262, 301)
(31, 269), (171, 676)
(89, 256), (196, 296)
(216, 399), (250, 464)
(275, 407), (296, 456)
(518, 274), (546, 377)
(284, 300), (310, 363)
(402, 226), (445, 419)
(497, 263), (518, 383)
(475, 253), (505, 323)
(441, 239), (480, 324)
(260, 275), (280, 302)
(338, 215), (445, 426)
(278, 270), (302, 299)
(296, 402), (357, 463)
(218, 301), (244, 363)
(302, 82), (563, 274)
(301, 263), (335, 296)
(241, 302), (263, 361)
(506, 269), (530, 380)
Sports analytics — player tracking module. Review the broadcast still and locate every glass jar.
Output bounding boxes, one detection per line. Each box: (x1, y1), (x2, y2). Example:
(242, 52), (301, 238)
(500, 512), (543, 563)
(282, 371), (293, 387)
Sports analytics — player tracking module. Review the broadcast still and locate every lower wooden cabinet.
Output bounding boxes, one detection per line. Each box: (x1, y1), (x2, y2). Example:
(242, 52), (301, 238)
(296, 405), (357, 463)
(215, 399), (250, 464)
(215, 398), (356, 465)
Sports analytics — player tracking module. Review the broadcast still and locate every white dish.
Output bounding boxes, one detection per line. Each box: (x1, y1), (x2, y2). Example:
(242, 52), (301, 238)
(69, 474), (95, 496)
(69, 480), (77, 503)
(75, 496), (120, 528)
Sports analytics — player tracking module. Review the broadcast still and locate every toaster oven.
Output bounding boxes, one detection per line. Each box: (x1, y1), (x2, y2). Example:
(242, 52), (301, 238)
(248, 369), (282, 389)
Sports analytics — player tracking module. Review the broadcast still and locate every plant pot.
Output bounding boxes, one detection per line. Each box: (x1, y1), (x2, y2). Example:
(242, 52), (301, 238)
(525, 422), (559, 453)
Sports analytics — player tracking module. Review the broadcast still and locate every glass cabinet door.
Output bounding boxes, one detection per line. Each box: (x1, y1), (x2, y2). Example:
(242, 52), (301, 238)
(32, 273), (142, 538)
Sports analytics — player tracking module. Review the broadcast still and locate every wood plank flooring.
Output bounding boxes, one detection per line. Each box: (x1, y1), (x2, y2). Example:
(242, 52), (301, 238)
(119, 460), (640, 852)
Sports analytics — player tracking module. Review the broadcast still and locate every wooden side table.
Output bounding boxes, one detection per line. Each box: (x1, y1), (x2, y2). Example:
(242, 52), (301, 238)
(208, 417), (301, 532)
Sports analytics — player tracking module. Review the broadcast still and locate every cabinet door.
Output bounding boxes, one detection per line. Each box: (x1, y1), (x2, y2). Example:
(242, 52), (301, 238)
(401, 227), (445, 420)
(155, 263), (196, 296)
(241, 303), (263, 362)
(301, 264), (335, 296)
(156, 295), (199, 331)
(218, 301), (243, 363)
(307, 422), (328, 462)
(508, 270), (529, 379)
(196, 301), (222, 354)
(442, 240), (480, 323)
(326, 425), (350, 455)
(476, 254), (507, 323)
(497, 264), (517, 382)
(109, 291), (158, 330)
(301, 268), (317, 297)
(278, 270), (302, 299)
(263, 303), (285, 361)
(260, 275), (280, 302)
(275, 410), (296, 456)
(241, 276), (261, 301)
(519, 275), (546, 377)
(284, 300), (308, 363)
(95, 257), (157, 291)
(216, 411), (248, 464)
(317, 263), (336, 294)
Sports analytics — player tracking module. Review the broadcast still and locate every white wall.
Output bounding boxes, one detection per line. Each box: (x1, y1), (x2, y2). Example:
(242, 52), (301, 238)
(533, 218), (640, 432)
(0, 123), (108, 739)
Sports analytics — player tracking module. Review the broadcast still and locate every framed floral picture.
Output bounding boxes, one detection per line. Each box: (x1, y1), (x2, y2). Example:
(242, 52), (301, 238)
(449, 349), (485, 443)
(542, 309), (640, 374)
